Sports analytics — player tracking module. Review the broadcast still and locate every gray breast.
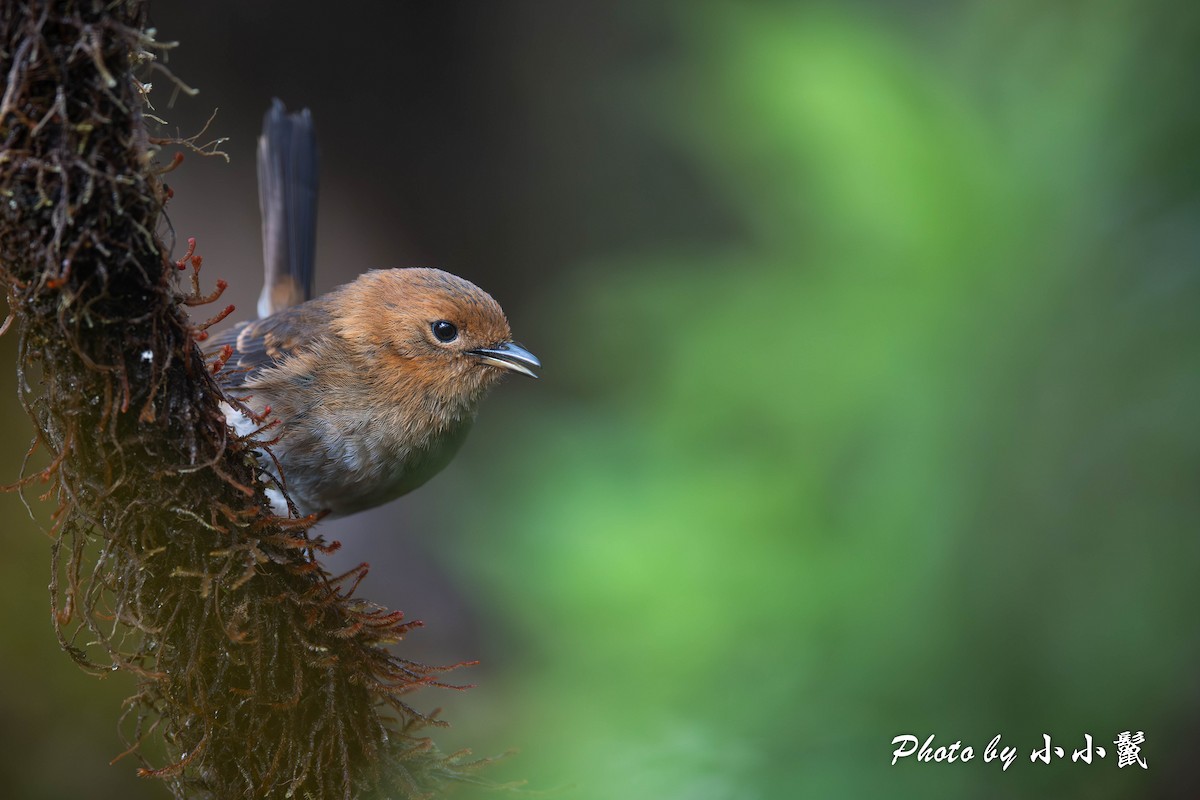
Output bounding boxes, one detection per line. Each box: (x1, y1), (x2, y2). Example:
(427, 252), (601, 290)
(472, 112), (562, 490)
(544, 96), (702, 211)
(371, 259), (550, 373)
(301, 414), (476, 518)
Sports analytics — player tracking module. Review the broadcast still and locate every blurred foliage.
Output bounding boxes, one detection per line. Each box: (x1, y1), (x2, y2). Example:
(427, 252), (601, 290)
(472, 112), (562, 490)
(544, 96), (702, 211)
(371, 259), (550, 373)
(2, 0), (1197, 798)
(452, 2), (1200, 798)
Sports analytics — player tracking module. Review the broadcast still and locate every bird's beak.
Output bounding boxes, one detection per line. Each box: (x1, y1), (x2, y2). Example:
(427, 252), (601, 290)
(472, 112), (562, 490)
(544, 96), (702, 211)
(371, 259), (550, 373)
(468, 342), (541, 379)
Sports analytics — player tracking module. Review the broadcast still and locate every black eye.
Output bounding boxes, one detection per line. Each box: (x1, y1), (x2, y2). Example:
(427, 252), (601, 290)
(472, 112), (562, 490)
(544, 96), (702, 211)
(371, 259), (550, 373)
(431, 320), (458, 343)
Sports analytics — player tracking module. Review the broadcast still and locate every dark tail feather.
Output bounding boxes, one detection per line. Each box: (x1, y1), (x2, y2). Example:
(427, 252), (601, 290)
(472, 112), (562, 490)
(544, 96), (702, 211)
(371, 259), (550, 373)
(257, 98), (318, 318)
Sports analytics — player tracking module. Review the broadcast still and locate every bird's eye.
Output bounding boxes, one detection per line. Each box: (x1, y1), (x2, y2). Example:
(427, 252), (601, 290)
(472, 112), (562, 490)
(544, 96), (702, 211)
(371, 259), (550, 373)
(431, 320), (458, 343)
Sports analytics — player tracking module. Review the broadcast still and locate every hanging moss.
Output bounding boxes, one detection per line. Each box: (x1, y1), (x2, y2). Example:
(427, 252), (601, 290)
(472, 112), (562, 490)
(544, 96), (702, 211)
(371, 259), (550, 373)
(0, 2), (484, 797)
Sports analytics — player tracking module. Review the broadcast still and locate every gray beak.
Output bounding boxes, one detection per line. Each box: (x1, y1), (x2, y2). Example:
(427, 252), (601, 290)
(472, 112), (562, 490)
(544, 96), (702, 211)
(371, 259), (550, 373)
(469, 342), (541, 379)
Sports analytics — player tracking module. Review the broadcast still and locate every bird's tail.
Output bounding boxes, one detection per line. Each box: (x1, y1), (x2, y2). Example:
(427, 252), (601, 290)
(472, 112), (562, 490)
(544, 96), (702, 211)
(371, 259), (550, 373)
(257, 99), (318, 318)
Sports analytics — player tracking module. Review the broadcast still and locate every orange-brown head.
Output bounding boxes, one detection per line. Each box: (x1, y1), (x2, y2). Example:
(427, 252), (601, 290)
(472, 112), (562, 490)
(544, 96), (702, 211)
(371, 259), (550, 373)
(330, 267), (539, 416)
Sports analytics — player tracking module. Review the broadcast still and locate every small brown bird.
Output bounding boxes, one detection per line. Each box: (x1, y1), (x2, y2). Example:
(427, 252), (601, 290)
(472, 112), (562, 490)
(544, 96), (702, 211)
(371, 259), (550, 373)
(207, 101), (538, 518)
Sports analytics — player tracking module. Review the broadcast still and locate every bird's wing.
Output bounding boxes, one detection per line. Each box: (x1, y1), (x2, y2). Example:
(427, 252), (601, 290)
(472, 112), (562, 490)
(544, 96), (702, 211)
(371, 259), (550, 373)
(207, 301), (327, 388)
(257, 99), (319, 318)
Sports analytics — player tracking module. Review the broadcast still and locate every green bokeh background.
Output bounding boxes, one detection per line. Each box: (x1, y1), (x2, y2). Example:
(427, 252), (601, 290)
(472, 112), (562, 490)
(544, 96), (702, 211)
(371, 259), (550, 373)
(1, 1), (1197, 797)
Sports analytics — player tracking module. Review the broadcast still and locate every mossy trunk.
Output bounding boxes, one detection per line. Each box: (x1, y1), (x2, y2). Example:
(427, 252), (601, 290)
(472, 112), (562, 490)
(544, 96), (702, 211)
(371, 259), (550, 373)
(0, 2), (475, 797)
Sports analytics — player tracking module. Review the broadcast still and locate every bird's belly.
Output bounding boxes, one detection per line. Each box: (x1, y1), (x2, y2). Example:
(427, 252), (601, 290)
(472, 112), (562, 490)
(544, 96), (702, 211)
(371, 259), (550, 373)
(223, 401), (475, 518)
(313, 417), (474, 517)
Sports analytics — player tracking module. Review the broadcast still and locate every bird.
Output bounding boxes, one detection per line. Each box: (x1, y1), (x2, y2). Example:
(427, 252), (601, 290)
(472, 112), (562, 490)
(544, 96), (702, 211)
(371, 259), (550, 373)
(206, 100), (539, 519)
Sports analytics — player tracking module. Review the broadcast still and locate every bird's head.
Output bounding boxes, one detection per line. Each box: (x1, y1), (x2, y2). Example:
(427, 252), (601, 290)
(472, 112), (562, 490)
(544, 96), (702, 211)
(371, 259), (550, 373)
(333, 267), (539, 411)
